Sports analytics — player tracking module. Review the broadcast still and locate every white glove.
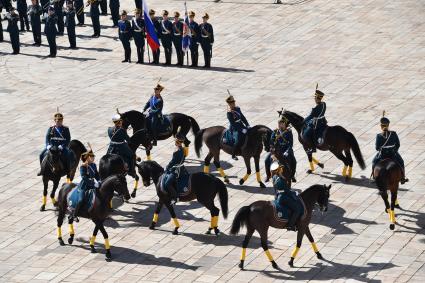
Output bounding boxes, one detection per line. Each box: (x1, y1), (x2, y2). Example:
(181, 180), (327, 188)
(58, 145), (63, 150)
(46, 145), (52, 150)
(242, 129), (247, 134)
(94, 180), (100, 188)
(284, 151), (289, 157)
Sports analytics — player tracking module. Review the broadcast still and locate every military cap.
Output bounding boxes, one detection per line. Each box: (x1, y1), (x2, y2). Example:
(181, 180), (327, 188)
(270, 161), (281, 172)
(226, 95), (235, 104)
(380, 111), (390, 125)
(154, 84), (164, 92)
(175, 133), (185, 143)
(162, 10), (169, 16)
(48, 5), (54, 12)
(54, 112), (63, 119)
(149, 9), (155, 15)
(202, 13), (209, 19)
(174, 11), (180, 18)
(189, 11), (195, 17)
(82, 150), (95, 158)
(112, 114), (122, 123)
(279, 115), (289, 124)
(134, 8), (142, 14)
(315, 89), (324, 99)
(121, 10), (127, 16)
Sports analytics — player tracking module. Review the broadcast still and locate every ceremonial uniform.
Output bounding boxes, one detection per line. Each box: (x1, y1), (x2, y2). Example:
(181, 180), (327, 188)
(199, 14), (214, 68)
(53, 0), (64, 35)
(99, 0), (106, 15)
(150, 11), (161, 64)
(74, 0), (84, 25)
(303, 90), (327, 150)
(143, 87), (164, 144)
(28, 2), (42, 45)
(118, 13), (132, 63)
(160, 11), (173, 65)
(0, 0), (13, 42)
(163, 134), (186, 203)
(131, 13), (145, 64)
(226, 95), (250, 159)
(17, 0), (30, 31)
(265, 127), (296, 180)
(172, 12), (183, 66)
(109, 0), (119, 27)
(89, 0), (100, 37)
(6, 10), (20, 54)
(188, 13), (200, 67)
(64, 3), (76, 48)
(107, 125), (135, 175)
(39, 125), (71, 167)
(40, 0), (48, 15)
(44, 9), (58, 57)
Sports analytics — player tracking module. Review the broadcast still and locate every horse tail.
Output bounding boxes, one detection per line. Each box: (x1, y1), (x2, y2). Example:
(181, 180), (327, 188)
(215, 178), (228, 218)
(194, 128), (206, 158)
(188, 116), (201, 136)
(230, 205), (251, 235)
(348, 132), (366, 170)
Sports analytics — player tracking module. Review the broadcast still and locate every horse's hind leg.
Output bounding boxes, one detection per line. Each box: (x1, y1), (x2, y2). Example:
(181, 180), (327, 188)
(213, 155), (229, 183)
(149, 201), (163, 230)
(90, 222), (100, 253)
(146, 148), (152, 161)
(239, 157), (252, 185)
(306, 151), (315, 173)
(57, 209), (65, 246)
(98, 222), (112, 259)
(305, 226), (323, 260)
(389, 189), (398, 230)
(41, 177), (48, 211)
(165, 203), (180, 235)
(203, 152), (213, 173)
(331, 149), (349, 180)
(380, 190), (390, 214)
(68, 218), (75, 245)
(131, 174), (139, 198)
(239, 227), (254, 270)
(344, 149), (354, 179)
(204, 201), (220, 236)
(289, 229), (305, 267)
(258, 228), (278, 269)
(183, 138), (190, 157)
(254, 155), (266, 188)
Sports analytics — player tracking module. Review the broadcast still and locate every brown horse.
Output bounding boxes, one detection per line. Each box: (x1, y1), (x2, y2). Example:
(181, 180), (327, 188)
(230, 184), (331, 269)
(280, 110), (365, 180)
(195, 125), (272, 188)
(374, 159), (402, 230)
(56, 174), (130, 259)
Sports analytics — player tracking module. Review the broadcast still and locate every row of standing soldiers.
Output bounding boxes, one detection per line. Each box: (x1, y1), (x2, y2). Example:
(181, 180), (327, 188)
(118, 9), (214, 67)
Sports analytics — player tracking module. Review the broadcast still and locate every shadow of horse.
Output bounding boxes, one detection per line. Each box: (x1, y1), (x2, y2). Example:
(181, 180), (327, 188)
(310, 201), (377, 235)
(394, 207), (425, 235)
(179, 231), (265, 248)
(226, 182), (275, 196)
(184, 159), (233, 171)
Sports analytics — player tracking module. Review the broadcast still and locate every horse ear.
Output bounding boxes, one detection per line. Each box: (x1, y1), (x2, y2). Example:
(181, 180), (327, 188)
(116, 108), (121, 115)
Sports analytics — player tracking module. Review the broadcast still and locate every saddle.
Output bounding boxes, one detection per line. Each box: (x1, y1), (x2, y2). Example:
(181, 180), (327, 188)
(222, 129), (246, 146)
(149, 115), (172, 136)
(161, 170), (191, 197)
(271, 196), (306, 222)
(301, 125), (328, 147)
(67, 186), (97, 213)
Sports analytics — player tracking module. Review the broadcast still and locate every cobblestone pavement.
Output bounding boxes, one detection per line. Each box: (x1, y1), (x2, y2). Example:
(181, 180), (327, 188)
(0, 0), (424, 282)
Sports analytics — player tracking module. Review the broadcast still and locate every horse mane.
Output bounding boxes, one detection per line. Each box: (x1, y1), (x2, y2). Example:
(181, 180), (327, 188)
(283, 110), (304, 124)
(300, 184), (325, 196)
(122, 110), (145, 119)
(69, 139), (86, 153)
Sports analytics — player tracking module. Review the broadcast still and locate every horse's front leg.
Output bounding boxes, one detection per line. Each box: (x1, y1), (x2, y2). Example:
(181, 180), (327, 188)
(41, 177), (48, 211)
(98, 222), (112, 260)
(68, 218), (75, 245)
(389, 189), (398, 230)
(183, 138), (190, 157)
(89, 222), (100, 253)
(213, 152), (229, 184)
(239, 157), (252, 185)
(50, 178), (60, 207)
(289, 228), (305, 267)
(165, 203), (180, 235)
(203, 152), (213, 173)
(146, 148), (152, 161)
(131, 174), (139, 198)
(149, 201), (163, 230)
(56, 208), (65, 246)
(305, 226), (323, 260)
(254, 155), (266, 188)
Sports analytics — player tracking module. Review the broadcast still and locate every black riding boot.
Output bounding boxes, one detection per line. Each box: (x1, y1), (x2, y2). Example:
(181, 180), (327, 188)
(69, 204), (81, 222)
(231, 146), (238, 161)
(401, 171), (409, 184)
(286, 213), (298, 231)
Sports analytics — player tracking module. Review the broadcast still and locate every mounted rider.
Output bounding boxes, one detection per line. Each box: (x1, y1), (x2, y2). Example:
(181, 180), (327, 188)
(265, 116), (297, 182)
(69, 149), (100, 222)
(107, 114), (136, 176)
(143, 83), (164, 146)
(271, 161), (303, 231)
(163, 133), (187, 204)
(226, 94), (250, 160)
(38, 111), (73, 176)
(302, 87), (327, 151)
(372, 112), (408, 184)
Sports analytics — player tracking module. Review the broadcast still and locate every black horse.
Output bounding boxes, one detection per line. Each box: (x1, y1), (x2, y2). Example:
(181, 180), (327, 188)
(40, 140), (86, 211)
(56, 174), (130, 259)
(137, 161), (229, 235)
(119, 110), (200, 159)
(230, 184), (331, 269)
(280, 110), (365, 180)
(195, 125), (272, 187)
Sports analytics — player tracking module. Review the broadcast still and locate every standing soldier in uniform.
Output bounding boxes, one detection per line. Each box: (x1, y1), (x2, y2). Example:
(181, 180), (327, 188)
(199, 13), (214, 68)
(109, 0), (119, 27)
(44, 6), (57, 57)
(172, 11), (183, 66)
(74, 0), (84, 26)
(40, 0), (48, 17)
(188, 11), (200, 67)
(99, 0), (106, 15)
(149, 9), (161, 64)
(53, 0), (64, 35)
(28, 0), (42, 46)
(89, 0), (101, 37)
(132, 8), (145, 64)
(6, 7), (20, 54)
(16, 0), (30, 32)
(118, 10), (132, 63)
(161, 10), (173, 65)
(64, 1), (76, 49)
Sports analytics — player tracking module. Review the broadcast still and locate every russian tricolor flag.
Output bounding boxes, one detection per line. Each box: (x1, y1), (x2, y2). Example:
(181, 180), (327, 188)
(143, 0), (160, 51)
(182, 2), (191, 53)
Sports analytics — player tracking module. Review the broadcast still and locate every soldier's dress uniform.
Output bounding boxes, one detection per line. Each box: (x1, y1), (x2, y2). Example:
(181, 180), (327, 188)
(28, 1), (42, 45)
(109, 0), (119, 27)
(303, 89), (327, 151)
(226, 95), (250, 160)
(118, 12), (132, 63)
(64, 2), (76, 48)
(99, 0), (107, 15)
(172, 12), (183, 66)
(6, 9), (20, 54)
(17, 0), (30, 31)
(160, 10), (173, 65)
(132, 10), (145, 64)
(188, 11), (200, 67)
(163, 134), (186, 203)
(89, 0), (101, 37)
(74, 0), (84, 25)
(149, 10), (161, 64)
(143, 84), (164, 145)
(372, 115), (408, 184)
(199, 13), (214, 68)
(53, 0), (64, 35)
(44, 7), (58, 57)
(0, 0), (13, 42)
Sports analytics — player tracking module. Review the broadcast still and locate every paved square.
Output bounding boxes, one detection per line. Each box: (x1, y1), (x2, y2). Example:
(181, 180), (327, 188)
(1, 0), (424, 282)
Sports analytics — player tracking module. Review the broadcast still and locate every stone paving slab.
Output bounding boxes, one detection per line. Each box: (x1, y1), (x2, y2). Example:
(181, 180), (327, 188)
(0, 0), (425, 282)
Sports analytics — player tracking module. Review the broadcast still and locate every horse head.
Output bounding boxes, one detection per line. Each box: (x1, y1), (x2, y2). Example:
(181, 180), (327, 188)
(317, 184), (331, 212)
(136, 161), (164, 187)
(47, 146), (63, 173)
(120, 110), (146, 132)
(282, 110), (305, 131)
(248, 125), (273, 152)
(102, 174), (131, 201)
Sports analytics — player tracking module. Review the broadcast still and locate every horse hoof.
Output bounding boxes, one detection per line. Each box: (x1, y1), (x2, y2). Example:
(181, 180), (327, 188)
(131, 190), (137, 198)
(224, 177), (230, 184)
(390, 224), (395, 230)
(271, 260), (279, 269)
(265, 178), (270, 183)
(291, 177), (297, 183)
(68, 236), (74, 245)
(105, 249), (112, 260)
(318, 163), (324, 169)
(238, 260), (244, 270)
(149, 223), (156, 230)
(316, 252), (323, 260)
(214, 228), (221, 236)
(259, 182), (266, 188)
(172, 228), (179, 235)
(395, 204), (401, 209)
(239, 179), (245, 185)
(307, 170), (313, 174)
(58, 238), (65, 246)
(40, 205), (45, 212)
(205, 228), (212, 235)
(288, 258), (294, 267)
(90, 245), (96, 253)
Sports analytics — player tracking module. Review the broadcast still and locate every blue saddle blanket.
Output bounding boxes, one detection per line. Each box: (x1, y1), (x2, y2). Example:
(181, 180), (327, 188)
(153, 115), (172, 135)
(272, 197), (305, 220)
(302, 125), (327, 145)
(222, 129), (235, 146)
(67, 186), (96, 212)
(161, 172), (191, 196)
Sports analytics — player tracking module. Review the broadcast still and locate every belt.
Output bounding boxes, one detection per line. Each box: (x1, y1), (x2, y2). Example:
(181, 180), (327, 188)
(51, 137), (65, 140)
(162, 32), (170, 34)
(201, 35), (209, 38)
(110, 141), (126, 145)
(174, 33), (181, 36)
(120, 31), (129, 34)
(382, 145), (395, 149)
(134, 30), (142, 33)
(316, 116), (325, 120)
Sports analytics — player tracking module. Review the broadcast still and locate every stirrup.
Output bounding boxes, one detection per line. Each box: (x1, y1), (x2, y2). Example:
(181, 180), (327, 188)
(401, 177), (409, 184)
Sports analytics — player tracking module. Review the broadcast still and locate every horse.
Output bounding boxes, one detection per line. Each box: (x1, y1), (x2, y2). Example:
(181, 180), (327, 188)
(39, 140), (86, 211)
(230, 184), (331, 269)
(119, 110), (201, 159)
(195, 125), (272, 188)
(280, 110), (365, 180)
(56, 174), (130, 259)
(374, 159), (402, 230)
(137, 161), (229, 235)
